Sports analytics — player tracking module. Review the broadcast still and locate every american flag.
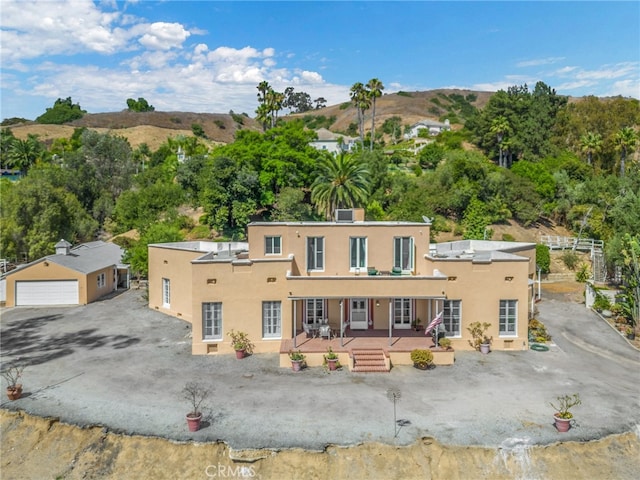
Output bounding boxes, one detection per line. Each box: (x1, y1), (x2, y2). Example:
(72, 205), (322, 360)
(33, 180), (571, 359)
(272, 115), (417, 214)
(424, 311), (443, 335)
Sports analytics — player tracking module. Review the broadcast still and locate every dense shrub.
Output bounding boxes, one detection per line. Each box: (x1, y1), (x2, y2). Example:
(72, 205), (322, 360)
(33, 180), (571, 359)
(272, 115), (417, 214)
(536, 244), (551, 273)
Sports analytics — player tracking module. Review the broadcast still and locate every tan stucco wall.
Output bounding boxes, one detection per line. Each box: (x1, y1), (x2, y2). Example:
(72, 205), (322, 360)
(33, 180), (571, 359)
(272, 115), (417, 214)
(148, 246), (205, 322)
(86, 267), (117, 304)
(4, 261), (87, 306)
(149, 223), (535, 356)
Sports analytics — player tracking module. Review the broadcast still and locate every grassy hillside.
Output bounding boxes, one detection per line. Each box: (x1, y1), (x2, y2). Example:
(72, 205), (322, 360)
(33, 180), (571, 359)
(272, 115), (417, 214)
(7, 89), (493, 148)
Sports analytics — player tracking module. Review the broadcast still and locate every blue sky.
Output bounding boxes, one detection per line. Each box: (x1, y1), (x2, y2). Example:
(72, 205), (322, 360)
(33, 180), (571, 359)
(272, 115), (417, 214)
(1, 1), (638, 121)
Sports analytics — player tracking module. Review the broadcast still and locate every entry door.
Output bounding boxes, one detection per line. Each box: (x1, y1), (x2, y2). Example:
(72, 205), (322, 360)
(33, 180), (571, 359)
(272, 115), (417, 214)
(350, 298), (368, 330)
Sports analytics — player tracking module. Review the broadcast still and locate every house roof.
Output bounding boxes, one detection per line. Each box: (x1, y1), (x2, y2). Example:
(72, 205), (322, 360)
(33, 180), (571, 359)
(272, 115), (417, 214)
(411, 119), (450, 128)
(6, 241), (126, 276)
(47, 241), (126, 274)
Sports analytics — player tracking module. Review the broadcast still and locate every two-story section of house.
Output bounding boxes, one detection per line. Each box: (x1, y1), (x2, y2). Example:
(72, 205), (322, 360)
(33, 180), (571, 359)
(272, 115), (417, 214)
(148, 209), (537, 367)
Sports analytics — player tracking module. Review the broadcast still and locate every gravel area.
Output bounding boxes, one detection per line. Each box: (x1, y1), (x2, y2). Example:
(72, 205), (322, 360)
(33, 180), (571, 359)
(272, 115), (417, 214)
(1, 287), (639, 450)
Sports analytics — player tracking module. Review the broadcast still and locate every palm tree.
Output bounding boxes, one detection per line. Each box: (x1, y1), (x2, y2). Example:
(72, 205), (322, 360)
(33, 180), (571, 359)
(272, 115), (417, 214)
(8, 135), (41, 174)
(366, 78), (384, 151)
(311, 153), (371, 220)
(579, 131), (602, 166)
(489, 116), (511, 168)
(350, 82), (370, 147)
(614, 127), (638, 177)
(256, 81), (271, 131)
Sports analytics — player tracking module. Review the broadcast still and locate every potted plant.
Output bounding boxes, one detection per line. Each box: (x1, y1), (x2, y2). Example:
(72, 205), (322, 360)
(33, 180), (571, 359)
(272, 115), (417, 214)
(288, 350), (306, 372)
(410, 349), (434, 370)
(550, 393), (581, 433)
(183, 382), (209, 432)
(467, 321), (492, 354)
(1, 365), (24, 401)
(323, 347), (339, 371)
(227, 329), (254, 359)
(438, 337), (452, 350)
(625, 326), (635, 340)
(412, 318), (423, 332)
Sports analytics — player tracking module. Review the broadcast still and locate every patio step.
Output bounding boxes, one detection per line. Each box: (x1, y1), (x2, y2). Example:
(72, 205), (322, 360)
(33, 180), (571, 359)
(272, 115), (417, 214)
(351, 349), (389, 373)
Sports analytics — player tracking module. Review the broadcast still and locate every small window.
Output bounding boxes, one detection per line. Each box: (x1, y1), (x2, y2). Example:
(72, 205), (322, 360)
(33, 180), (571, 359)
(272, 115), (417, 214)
(162, 278), (170, 308)
(265, 236), (281, 255)
(97, 273), (106, 288)
(499, 300), (517, 336)
(443, 300), (461, 337)
(307, 237), (324, 271)
(203, 302), (222, 340)
(350, 237), (367, 270)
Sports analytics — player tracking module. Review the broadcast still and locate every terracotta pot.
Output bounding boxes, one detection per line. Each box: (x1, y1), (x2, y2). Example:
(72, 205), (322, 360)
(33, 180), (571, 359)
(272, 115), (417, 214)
(6, 384), (22, 401)
(554, 414), (571, 432)
(235, 349), (245, 359)
(186, 412), (202, 432)
(326, 358), (338, 371)
(291, 360), (302, 372)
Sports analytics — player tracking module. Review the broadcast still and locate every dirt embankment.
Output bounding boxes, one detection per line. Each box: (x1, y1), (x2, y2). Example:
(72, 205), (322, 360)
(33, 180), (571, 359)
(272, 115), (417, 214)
(1, 410), (638, 480)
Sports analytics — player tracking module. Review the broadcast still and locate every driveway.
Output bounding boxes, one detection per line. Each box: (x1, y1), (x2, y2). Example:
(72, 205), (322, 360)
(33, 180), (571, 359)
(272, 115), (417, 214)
(1, 288), (639, 450)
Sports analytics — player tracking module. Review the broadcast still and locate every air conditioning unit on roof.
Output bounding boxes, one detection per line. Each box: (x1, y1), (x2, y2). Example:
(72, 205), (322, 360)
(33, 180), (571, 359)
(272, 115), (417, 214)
(335, 209), (354, 222)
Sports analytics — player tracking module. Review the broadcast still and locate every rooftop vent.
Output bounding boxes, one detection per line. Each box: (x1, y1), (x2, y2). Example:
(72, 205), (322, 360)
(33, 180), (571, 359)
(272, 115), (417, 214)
(335, 209), (354, 222)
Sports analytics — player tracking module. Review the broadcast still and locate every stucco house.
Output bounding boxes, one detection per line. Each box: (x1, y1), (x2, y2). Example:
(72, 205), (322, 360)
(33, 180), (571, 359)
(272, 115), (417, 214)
(404, 119), (451, 139)
(148, 210), (537, 371)
(2, 240), (129, 307)
(309, 128), (358, 155)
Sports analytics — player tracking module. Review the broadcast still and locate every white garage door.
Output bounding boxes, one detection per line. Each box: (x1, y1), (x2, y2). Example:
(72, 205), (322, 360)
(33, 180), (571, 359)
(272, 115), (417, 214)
(15, 280), (79, 306)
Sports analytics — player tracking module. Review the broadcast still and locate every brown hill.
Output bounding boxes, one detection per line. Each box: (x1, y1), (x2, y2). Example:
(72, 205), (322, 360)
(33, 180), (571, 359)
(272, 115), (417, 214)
(7, 89), (493, 149)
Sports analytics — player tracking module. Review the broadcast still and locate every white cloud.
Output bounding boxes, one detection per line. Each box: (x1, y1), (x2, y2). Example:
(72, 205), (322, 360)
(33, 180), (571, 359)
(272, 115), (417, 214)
(138, 22), (190, 50)
(516, 57), (564, 68)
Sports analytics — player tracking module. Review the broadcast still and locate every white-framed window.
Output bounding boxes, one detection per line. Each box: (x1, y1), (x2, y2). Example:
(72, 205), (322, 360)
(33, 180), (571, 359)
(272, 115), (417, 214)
(393, 237), (414, 271)
(305, 299), (325, 325)
(263, 301), (281, 338)
(265, 236), (281, 255)
(443, 300), (461, 337)
(97, 272), (106, 289)
(202, 302), (222, 340)
(393, 298), (412, 327)
(307, 237), (324, 271)
(499, 299), (517, 336)
(350, 237), (367, 270)
(162, 278), (170, 308)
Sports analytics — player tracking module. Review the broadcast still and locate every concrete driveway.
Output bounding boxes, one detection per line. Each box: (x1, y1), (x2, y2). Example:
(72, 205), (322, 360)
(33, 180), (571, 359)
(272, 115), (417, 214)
(1, 288), (639, 450)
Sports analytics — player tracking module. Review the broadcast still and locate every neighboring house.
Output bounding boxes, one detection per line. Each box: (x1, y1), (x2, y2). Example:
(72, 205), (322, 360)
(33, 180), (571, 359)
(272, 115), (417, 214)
(309, 128), (358, 155)
(404, 119), (451, 139)
(3, 240), (129, 307)
(148, 209), (537, 369)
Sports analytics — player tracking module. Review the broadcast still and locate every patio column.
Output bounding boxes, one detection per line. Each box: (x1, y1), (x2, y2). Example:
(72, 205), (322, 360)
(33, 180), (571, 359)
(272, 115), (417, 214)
(293, 299), (297, 348)
(340, 299), (344, 347)
(388, 299), (392, 346)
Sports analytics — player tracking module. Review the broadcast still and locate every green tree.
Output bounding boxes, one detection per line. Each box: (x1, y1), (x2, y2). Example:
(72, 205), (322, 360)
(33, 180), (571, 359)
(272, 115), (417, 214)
(614, 127), (638, 177)
(8, 134), (43, 174)
(367, 78), (384, 151)
(271, 187), (316, 221)
(461, 196), (492, 239)
(36, 97), (86, 124)
(311, 153), (371, 220)
(350, 82), (370, 147)
(126, 97), (155, 112)
(489, 116), (511, 168)
(0, 169), (98, 260)
(580, 131), (602, 166)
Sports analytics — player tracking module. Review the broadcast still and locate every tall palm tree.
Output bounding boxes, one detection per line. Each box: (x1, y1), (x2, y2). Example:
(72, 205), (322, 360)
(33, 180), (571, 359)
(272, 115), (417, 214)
(579, 131), (602, 166)
(311, 153), (371, 220)
(350, 82), (370, 147)
(614, 127), (638, 177)
(489, 116), (511, 168)
(366, 78), (384, 151)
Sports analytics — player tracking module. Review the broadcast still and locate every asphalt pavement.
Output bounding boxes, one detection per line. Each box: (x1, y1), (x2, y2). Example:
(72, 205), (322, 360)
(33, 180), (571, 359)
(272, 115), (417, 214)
(1, 287), (639, 450)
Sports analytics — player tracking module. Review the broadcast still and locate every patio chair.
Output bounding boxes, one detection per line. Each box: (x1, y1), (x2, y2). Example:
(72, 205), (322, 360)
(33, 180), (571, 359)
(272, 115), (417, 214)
(319, 324), (332, 340)
(367, 266), (379, 276)
(303, 323), (316, 338)
(391, 266), (402, 276)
